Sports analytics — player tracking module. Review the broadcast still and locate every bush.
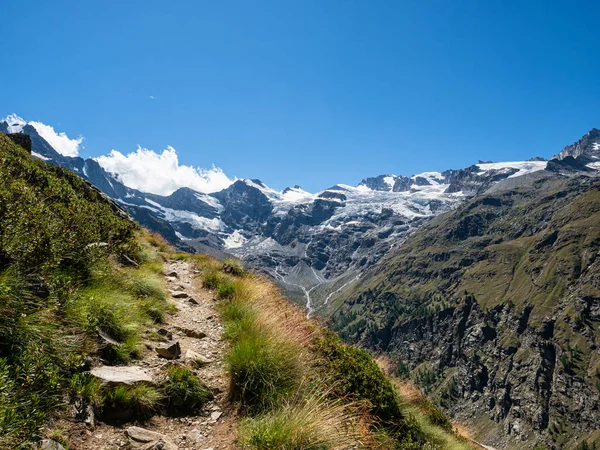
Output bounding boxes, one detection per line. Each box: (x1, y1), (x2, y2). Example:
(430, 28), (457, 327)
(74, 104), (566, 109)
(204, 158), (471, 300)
(227, 330), (299, 413)
(314, 330), (403, 423)
(102, 384), (163, 419)
(202, 269), (225, 288)
(218, 299), (257, 342)
(163, 366), (213, 414)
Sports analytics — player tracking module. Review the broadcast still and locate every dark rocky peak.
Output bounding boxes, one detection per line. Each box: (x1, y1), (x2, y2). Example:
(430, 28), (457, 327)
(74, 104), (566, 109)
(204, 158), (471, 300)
(359, 174), (399, 191)
(392, 177), (412, 192)
(358, 174), (413, 192)
(5, 133), (31, 153)
(443, 164), (519, 195)
(546, 155), (595, 174)
(248, 178), (267, 188)
(146, 187), (220, 217)
(282, 185), (303, 194)
(326, 184), (352, 191)
(212, 180), (273, 231)
(318, 191), (347, 201)
(528, 156), (546, 162)
(81, 158), (130, 198)
(411, 176), (432, 186)
(21, 124), (63, 161)
(214, 179), (268, 199)
(553, 128), (600, 161)
(478, 159), (494, 164)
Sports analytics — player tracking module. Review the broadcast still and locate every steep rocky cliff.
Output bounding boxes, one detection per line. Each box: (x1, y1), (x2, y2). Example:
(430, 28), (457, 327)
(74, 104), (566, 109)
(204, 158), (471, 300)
(330, 170), (600, 449)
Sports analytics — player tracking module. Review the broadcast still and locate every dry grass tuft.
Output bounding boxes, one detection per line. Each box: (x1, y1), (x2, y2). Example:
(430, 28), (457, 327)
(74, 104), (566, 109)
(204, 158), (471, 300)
(239, 389), (372, 450)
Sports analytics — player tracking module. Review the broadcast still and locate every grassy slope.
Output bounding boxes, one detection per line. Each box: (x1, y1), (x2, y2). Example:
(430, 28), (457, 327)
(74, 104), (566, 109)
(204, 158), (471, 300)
(185, 254), (475, 449)
(0, 134), (185, 447)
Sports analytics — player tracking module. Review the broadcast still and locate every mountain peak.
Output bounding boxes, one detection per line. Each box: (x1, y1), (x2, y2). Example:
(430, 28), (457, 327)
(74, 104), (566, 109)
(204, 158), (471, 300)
(553, 128), (600, 161)
(1, 114), (26, 134)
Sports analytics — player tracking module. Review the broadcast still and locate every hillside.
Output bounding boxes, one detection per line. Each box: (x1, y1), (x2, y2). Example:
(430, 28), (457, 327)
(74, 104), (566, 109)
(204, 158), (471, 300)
(329, 167), (600, 448)
(0, 132), (473, 449)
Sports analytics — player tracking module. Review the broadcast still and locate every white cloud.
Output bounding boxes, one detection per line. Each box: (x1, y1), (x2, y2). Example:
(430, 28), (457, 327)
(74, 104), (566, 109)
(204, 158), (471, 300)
(149, 95), (156, 100)
(1, 113), (83, 157)
(95, 146), (235, 196)
(29, 121), (83, 157)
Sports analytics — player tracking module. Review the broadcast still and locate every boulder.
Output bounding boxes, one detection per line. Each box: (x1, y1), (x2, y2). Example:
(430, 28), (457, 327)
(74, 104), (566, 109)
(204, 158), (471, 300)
(165, 271), (178, 278)
(185, 349), (212, 367)
(157, 328), (173, 340)
(126, 427), (177, 449)
(156, 341), (181, 359)
(169, 290), (188, 299)
(40, 440), (65, 450)
(176, 326), (206, 339)
(90, 366), (153, 386)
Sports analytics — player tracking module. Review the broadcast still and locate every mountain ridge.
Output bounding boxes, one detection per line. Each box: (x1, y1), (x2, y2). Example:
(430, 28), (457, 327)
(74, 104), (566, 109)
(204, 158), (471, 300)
(3, 117), (600, 314)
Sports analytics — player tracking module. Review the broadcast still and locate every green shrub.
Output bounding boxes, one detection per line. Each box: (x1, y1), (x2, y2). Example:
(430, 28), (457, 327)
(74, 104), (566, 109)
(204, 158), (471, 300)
(216, 278), (237, 299)
(202, 269), (225, 289)
(313, 330), (403, 423)
(132, 274), (166, 301)
(218, 299), (257, 342)
(68, 373), (102, 406)
(163, 366), (213, 414)
(102, 384), (163, 418)
(419, 397), (452, 432)
(227, 331), (299, 413)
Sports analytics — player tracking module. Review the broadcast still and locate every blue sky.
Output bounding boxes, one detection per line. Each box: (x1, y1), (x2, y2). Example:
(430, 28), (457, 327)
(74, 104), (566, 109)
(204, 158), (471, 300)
(1, 0), (599, 192)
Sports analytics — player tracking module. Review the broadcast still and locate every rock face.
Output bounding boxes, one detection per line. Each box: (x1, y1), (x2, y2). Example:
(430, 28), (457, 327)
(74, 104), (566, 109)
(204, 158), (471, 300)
(331, 172), (600, 448)
(554, 127), (600, 160)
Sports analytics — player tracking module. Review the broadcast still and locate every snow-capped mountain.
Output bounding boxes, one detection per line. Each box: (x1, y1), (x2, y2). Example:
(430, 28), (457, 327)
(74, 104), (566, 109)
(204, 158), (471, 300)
(3, 116), (597, 312)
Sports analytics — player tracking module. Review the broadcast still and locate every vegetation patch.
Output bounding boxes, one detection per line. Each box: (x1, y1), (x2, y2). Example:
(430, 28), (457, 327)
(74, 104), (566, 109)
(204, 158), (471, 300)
(163, 365), (213, 414)
(101, 384), (164, 420)
(0, 135), (173, 447)
(239, 393), (367, 450)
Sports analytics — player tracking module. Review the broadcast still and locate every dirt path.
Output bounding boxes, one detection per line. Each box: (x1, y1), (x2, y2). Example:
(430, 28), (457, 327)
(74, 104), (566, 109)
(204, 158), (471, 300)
(67, 260), (237, 450)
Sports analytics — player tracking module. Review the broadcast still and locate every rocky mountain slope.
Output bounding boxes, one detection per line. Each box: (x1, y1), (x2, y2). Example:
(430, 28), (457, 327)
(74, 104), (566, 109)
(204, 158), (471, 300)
(1, 116), (561, 313)
(328, 155), (600, 448)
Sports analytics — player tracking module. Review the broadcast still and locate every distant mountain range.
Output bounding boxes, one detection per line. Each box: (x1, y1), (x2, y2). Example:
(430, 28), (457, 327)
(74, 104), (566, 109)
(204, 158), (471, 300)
(2, 117), (599, 314)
